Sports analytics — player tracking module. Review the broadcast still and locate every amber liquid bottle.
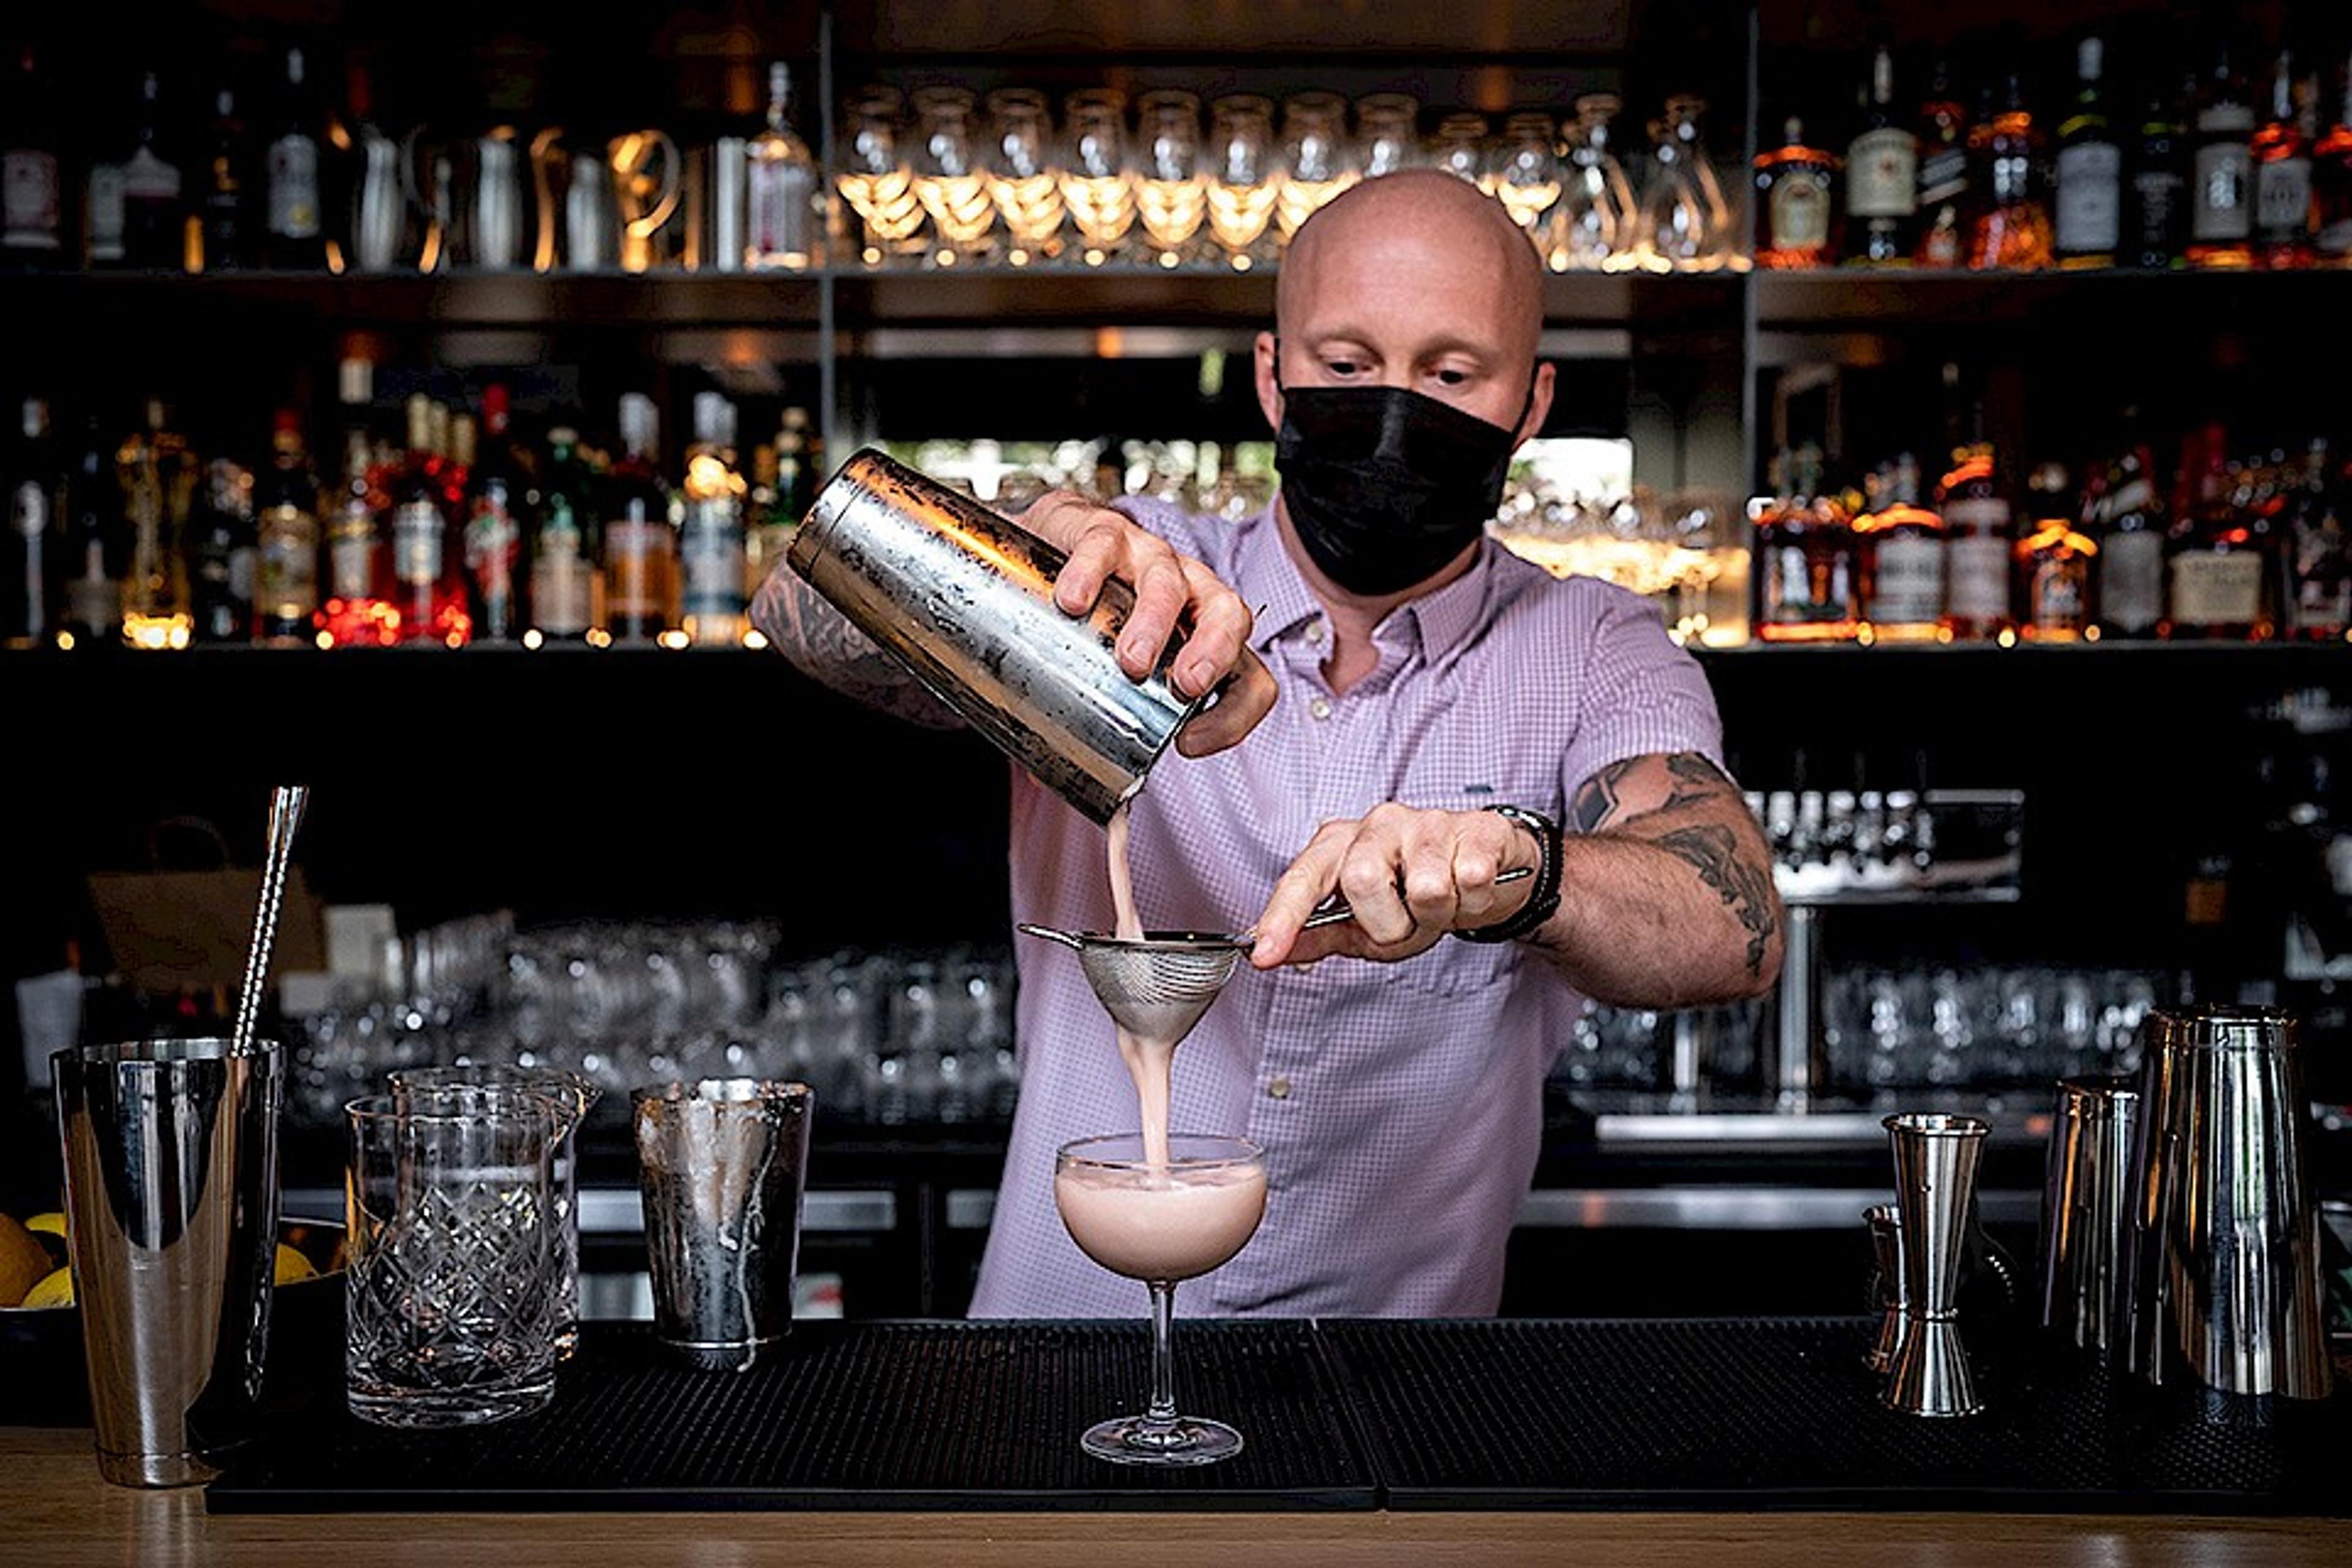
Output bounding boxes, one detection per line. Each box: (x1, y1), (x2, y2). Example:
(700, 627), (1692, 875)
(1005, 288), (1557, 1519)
(2165, 424), (2272, 639)
(1753, 117), (1839, 268)
(1754, 447), (1859, 642)
(2188, 41), (2255, 269)
(603, 393), (679, 644)
(1968, 72), (2052, 270)
(2250, 50), (2315, 269)
(1856, 454), (1947, 641)
(1939, 445), (2015, 639)
(2316, 56), (2352, 265)
(1913, 56), (1969, 266)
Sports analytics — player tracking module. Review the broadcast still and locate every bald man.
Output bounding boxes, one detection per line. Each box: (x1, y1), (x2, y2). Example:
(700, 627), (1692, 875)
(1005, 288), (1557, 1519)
(753, 170), (1782, 1317)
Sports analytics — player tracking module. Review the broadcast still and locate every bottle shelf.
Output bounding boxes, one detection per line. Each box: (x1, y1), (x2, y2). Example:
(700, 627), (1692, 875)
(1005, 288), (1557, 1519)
(1751, 266), (2352, 329)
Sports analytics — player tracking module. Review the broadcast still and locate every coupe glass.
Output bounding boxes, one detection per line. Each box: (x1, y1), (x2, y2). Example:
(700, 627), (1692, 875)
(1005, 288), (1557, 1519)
(1059, 88), (1136, 264)
(835, 85), (925, 266)
(1275, 91), (1359, 243)
(1054, 1133), (1267, 1466)
(911, 86), (997, 264)
(1430, 112), (1490, 187)
(1135, 89), (1207, 268)
(1488, 111), (1562, 246)
(985, 87), (1065, 265)
(1634, 94), (1733, 273)
(1553, 93), (1638, 271)
(1205, 95), (1280, 269)
(1355, 92), (1422, 179)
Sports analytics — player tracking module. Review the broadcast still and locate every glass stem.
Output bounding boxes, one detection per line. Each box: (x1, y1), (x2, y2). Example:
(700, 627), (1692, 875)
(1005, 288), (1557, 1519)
(1146, 1279), (1178, 1425)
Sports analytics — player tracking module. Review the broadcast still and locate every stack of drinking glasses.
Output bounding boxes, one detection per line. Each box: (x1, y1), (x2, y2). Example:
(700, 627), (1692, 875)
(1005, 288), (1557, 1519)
(833, 83), (1745, 271)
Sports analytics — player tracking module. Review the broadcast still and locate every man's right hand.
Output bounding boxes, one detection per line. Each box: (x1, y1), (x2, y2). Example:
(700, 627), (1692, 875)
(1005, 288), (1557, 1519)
(1020, 491), (1277, 758)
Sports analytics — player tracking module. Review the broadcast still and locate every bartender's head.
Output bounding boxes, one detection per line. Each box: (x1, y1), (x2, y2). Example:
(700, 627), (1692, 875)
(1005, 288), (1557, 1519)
(1254, 169), (1555, 602)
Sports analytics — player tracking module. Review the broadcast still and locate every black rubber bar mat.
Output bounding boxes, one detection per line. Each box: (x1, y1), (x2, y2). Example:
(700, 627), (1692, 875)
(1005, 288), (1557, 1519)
(205, 1320), (1374, 1512)
(1320, 1317), (2352, 1515)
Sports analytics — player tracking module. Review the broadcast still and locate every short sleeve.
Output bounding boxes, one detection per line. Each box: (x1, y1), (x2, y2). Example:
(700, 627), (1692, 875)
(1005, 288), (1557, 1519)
(1557, 583), (1727, 807)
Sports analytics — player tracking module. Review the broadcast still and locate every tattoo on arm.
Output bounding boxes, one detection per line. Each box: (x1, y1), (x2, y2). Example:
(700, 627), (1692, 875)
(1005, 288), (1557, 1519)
(1572, 750), (1727, 832)
(751, 567), (964, 729)
(1569, 758), (1636, 832)
(1653, 824), (1780, 977)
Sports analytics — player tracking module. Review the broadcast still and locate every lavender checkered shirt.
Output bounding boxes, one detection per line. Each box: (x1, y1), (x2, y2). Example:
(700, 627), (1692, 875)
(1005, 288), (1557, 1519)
(964, 497), (1726, 1318)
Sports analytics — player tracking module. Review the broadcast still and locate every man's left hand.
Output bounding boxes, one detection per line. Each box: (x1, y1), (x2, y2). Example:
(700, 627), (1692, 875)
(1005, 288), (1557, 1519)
(1250, 804), (1544, 968)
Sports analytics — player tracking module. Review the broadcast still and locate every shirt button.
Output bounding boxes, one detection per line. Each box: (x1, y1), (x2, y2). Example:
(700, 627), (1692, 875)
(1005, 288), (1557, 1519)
(1267, 1077), (1292, 1100)
(1304, 621), (1326, 646)
(1308, 697), (1332, 722)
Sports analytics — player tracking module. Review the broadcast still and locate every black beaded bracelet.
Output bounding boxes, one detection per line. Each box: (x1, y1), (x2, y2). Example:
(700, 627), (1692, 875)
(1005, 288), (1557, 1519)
(1454, 804), (1564, 944)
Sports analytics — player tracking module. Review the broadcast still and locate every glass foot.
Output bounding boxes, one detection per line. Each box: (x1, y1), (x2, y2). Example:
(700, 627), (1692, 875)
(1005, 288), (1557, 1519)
(1080, 1414), (1244, 1467)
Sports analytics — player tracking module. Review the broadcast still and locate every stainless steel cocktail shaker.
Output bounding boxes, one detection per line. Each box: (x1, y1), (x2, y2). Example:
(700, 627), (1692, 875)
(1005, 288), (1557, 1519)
(786, 449), (1209, 825)
(2124, 1006), (2332, 1400)
(2038, 1075), (2138, 1360)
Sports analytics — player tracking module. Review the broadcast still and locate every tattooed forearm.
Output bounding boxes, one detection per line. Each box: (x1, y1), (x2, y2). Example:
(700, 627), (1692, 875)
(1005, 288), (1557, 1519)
(1569, 758), (1636, 832)
(1573, 750), (1728, 831)
(749, 565), (965, 729)
(1653, 823), (1780, 976)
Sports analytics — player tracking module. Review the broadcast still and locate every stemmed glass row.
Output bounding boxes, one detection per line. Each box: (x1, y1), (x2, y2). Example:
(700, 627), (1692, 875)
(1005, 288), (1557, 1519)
(835, 85), (1744, 273)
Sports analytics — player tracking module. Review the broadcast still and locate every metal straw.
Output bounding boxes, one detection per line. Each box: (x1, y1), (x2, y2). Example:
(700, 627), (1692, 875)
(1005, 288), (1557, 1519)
(230, 784), (309, 1058)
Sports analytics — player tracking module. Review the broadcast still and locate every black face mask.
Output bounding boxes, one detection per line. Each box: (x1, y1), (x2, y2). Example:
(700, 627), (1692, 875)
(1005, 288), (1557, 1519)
(1273, 376), (1528, 597)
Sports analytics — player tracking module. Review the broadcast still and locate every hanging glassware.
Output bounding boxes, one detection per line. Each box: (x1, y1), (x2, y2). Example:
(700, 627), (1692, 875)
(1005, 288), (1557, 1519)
(1634, 94), (1734, 273)
(1552, 93), (1639, 272)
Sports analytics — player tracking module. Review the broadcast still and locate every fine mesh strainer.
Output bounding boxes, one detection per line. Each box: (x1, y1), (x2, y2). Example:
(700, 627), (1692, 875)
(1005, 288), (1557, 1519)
(1016, 926), (1246, 1044)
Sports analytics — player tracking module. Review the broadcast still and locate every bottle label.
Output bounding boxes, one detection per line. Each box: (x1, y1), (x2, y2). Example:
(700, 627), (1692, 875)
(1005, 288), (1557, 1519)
(1758, 537), (1855, 625)
(2101, 529), (2165, 633)
(2, 149), (61, 248)
(2133, 168), (2184, 249)
(1868, 532), (1945, 624)
(392, 500), (442, 586)
(267, 135), (321, 239)
(747, 162), (816, 264)
(680, 503), (747, 615)
(257, 507), (318, 616)
(1945, 527), (2012, 624)
(11, 479), (47, 539)
(328, 517), (377, 599)
(1768, 173), (1833, 252)
(605, 518), (671, 617)
(121, 146), (181, 202)
(1846, 128), (1918, 219)
(2030, 556), (2089, 630)
(2321, 214), (2352, 257)
(464, 500), (520, 602)
(85, 164), (127, 261)
(2054, 143), (2122, 252)
(2169, 549), (2263, 627)
(2192, 143), (2252, 241)
(1917, 145), (1966, 209)
(532, 529), (595, 635)
(2254, 156), (2312, 242)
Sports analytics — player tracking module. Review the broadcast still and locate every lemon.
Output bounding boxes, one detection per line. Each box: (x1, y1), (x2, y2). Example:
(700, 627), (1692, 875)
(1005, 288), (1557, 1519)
(19, 1265), (74, 1310)
(0, 1215), (53, 1308)
(273, 1243), (318, 1285)
(24, 1212), (66, 1239)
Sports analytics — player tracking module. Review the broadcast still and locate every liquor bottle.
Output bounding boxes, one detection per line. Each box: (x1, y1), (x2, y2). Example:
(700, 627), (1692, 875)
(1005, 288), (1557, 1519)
(2188, 39), (2255, 268)
(2166, 424), (2270, 638)
(117, 400), (195, 649)
(188, 457), (256, 644)
(387, 394), (468, 646)
(2282, 439), (2348, 639)
(254, 409), (318, 644)
(2054, 36), (2121, 268)
(2317, 52), (2352, 265)
(679, 391), (748, 646)
(1939, 443), (2014, 640)
(1753, 118), (1839, 268)
(603, 393), (678, 644)
(2127, 66), (2190, 269)
(118, 70), (187, 271)
(746, 62), (821, 270)
(1753, 445), (1859, 641)
(530, 425), (601, 641)
(3, 45), (66, 266)
(2251, 50), (2315, 268)
(462, 384), (532, 642)
(264, 46), (325, 270)
(1845, 45), (1917, 266)
(4, 398), (63, 646)
(2017, 465), (2097, 641)
(1969, 70), (2052, 270)
(2094, 420), (2167, 638)
(744, 440), (783, 603)
(1914, 55), (1970, 266)
(198, 83), (253, 272)
(317, 357), (393, 647)
(1855, 453), (1945, 641)
(62, 417), (124, 646)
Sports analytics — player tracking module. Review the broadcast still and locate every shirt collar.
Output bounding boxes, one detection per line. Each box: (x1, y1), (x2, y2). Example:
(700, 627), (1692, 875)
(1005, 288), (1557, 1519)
(1231, 500), (1500, 666)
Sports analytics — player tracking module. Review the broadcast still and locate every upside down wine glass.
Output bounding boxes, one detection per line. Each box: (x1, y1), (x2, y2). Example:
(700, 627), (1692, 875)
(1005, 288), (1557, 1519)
(1054, 1133), (1267, 1464)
